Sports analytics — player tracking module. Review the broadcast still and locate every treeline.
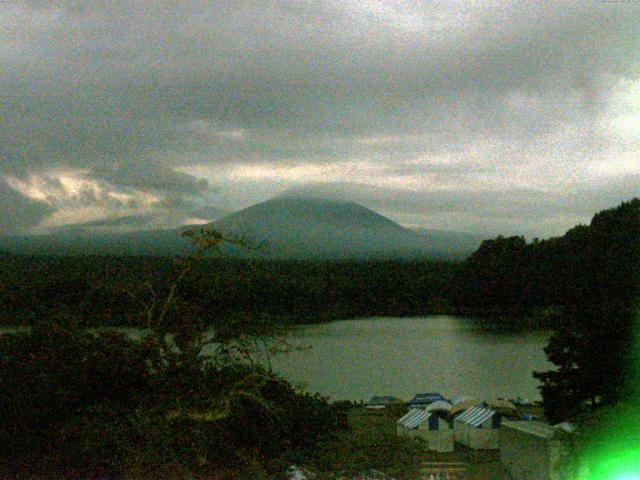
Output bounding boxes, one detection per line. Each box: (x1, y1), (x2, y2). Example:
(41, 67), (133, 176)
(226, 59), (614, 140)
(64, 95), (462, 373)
(0, 256), (457, 327)
(449, 233), (579, 324)
(449, 199), (640, 326)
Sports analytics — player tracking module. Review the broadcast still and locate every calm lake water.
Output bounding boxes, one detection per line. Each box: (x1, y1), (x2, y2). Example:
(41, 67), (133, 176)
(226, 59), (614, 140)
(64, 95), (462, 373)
(270, 316), (553, 402)
(0, 316), (553, 402)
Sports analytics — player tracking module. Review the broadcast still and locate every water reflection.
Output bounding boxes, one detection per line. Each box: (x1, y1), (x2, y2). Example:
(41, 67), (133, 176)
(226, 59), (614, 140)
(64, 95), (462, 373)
(271, 316), (553, 402)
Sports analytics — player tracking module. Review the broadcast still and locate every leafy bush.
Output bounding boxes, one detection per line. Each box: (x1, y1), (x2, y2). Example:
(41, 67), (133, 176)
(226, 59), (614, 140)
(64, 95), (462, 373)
(0, 321), (154, 457)
(0, 319), (348, 478)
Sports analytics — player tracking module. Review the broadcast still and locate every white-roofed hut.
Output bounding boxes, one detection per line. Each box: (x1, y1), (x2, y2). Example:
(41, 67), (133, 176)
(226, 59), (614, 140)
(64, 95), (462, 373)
(500, 420), (574, 480)
(454, 406), (501, 450)
(396, 408), (454, 452)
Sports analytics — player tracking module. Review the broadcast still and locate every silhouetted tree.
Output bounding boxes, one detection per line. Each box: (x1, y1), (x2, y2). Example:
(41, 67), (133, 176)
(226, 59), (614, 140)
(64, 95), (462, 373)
(534, 199), (640, 422)
(451, 235), (531, 316)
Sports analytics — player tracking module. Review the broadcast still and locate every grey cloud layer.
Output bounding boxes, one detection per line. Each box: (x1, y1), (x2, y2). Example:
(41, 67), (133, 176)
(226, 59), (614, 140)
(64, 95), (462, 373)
(91, 164), (209, 195)
(0, 1), (638, 233)
(284, 176), (640, 236)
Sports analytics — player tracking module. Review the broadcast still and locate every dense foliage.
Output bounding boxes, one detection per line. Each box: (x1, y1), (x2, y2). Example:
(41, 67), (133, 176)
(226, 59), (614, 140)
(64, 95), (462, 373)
(451, 234), (572, 321)
(0, 229), (352, 479)
(0, 316), (354, 478)
(0, 321), (155, 465)
(452, 199), (638, 318)
(0, 256), (456, 327)
(533, 199), (640, 422)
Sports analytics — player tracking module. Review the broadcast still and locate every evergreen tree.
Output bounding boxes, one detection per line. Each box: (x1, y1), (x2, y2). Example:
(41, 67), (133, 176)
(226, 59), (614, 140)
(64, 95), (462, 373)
(451, 235), (532, 316)
(534, 199), (640, 422)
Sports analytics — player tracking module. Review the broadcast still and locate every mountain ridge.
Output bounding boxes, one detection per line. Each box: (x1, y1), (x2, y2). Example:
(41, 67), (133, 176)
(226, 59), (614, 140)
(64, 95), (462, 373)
(0, 196), (483, 259)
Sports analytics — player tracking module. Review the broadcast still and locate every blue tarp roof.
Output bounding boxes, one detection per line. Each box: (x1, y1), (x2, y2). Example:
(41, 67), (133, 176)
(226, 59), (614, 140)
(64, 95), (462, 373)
(406, 392), (446, 405)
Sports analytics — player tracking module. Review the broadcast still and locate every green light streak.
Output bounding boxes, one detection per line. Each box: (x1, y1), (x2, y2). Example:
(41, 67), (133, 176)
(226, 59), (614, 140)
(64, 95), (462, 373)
(574, 306), (640, 480)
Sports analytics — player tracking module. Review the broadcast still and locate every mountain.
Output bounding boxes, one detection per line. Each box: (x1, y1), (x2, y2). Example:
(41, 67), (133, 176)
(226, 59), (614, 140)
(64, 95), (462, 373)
(209, 197), (472, 259)
(190, 206), (228, 222)
(0, 197), (483, 259)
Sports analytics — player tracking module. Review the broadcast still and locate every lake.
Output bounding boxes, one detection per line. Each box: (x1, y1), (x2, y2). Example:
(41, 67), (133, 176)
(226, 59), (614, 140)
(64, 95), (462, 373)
(270, 316), (553, 402)
(0, 316), (553, 402)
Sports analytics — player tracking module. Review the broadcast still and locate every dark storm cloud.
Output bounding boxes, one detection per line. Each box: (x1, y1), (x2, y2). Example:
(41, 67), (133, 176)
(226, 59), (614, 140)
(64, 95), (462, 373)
(0, 1), (638, 233)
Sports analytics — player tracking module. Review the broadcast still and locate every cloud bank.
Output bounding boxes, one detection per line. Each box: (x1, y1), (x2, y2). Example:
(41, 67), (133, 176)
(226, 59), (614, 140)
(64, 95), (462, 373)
(1, 1), (638, 235)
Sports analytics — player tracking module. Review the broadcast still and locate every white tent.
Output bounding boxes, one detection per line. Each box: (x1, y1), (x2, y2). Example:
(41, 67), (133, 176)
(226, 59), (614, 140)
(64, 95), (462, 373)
(500, 420), (573, 480)
(396, 408), (454, 452)
(454, 406), (501, 450)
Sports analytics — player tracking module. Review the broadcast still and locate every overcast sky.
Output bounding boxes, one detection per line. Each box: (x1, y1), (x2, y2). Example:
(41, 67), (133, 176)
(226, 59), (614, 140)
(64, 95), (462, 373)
(1, 0), (638, 237)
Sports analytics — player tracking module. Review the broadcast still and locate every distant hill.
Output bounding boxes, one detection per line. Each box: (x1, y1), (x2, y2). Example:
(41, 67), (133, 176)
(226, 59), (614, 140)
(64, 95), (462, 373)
(0, 197), (482, 259)
(411, 228), (486, 259)
(0, 211), (228, 256)
(0, 228), (192, 256)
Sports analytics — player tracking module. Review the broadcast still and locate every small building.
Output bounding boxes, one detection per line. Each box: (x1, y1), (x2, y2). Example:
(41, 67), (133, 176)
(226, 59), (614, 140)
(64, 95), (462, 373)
(406, 392), (446, 408)
(454, 405), (501, 450)
(396, 408), (454, 452)
(500, 420), (573, 480)
(364, 396), (403, 410)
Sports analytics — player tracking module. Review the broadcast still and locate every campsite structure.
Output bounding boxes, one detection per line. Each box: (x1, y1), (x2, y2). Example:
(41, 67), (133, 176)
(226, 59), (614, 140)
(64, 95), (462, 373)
(500, 420), (573, 480)
(396, 408), (454, 452)
(390, 391), (572, 476)
(453, 405), (501, 450)
(364, 395), (403, 410)
(450, 399), (479, 416)
(425, 400), (452, 413)
(406, 392), (447, 408)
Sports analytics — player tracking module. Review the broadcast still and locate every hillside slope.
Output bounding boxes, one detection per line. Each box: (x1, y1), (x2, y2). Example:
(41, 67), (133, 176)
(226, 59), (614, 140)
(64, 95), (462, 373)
(211, 197), (438, 259)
